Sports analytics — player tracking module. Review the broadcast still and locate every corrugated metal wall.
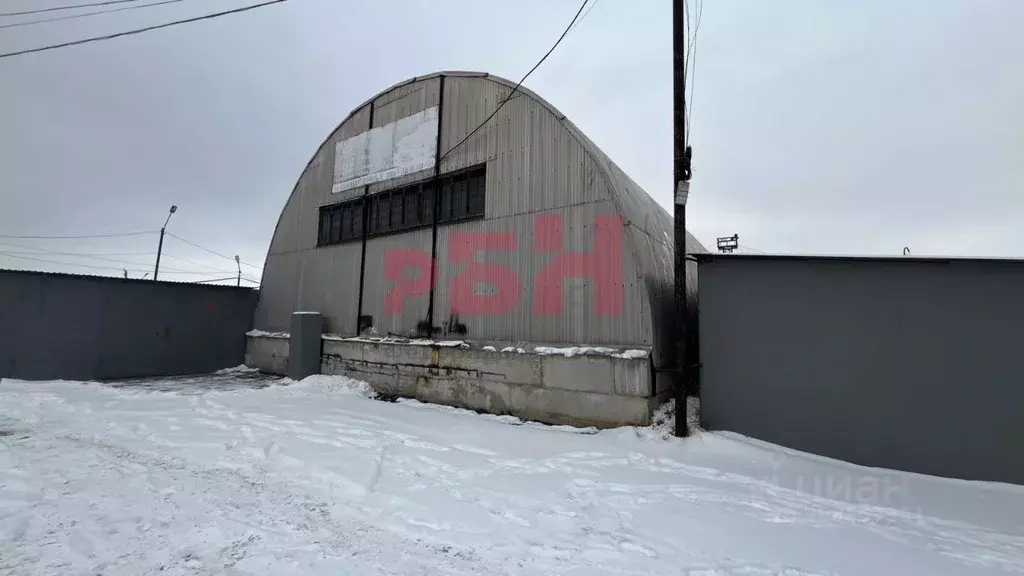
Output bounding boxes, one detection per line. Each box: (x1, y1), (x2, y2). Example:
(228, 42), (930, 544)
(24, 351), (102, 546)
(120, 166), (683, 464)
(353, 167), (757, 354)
(360, 228), (434, 335)
(255, 72), (696, 355)
(433, 201), (648, 345)
(372, 77), (441, 128)
(255, 101), (371, 333)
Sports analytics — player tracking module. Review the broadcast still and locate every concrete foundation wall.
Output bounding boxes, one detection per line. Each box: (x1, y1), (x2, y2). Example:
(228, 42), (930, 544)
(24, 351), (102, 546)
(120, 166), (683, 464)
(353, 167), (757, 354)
(322, 339), (654, 428)
(244, 335), (289, 376)
(698, 254), (1024, 485)
(0, 270), (258, 381)
(246, 334), (655, 428)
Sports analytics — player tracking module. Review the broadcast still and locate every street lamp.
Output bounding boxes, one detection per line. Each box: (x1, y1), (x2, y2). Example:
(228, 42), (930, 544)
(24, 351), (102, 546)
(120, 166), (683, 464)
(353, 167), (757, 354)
(153, 205), (177, 281)
(234, 255), (241, 287)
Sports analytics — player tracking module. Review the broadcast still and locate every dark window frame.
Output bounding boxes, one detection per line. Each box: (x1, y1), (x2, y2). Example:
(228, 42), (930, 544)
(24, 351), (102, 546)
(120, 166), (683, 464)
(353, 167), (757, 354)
(317, 163), (487, 247)
(438, 164), (486, 225)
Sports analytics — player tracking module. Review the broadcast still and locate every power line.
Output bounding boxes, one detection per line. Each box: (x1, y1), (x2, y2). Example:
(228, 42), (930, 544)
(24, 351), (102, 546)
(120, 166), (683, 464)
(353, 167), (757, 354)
(685, 0), (704, 143)
(0, 0), (191, 31)
(438, 0), (591, 162)
(164, 232), (262, 270)
(0, 230), (155, 239)
(0, 250), (152, 257)
(161, 252), (238, 275)
(0, 250), (225, 275)
(0, 0), (145, 17)
(566, 0), (601, 35)
(0, 252), (152, 273)
(0, 240), (158, 267)
(0, 252), (261, 282)
(194, 276), (260, 285)
(0, 241), (246, 275)
(0, 0), (291, 60)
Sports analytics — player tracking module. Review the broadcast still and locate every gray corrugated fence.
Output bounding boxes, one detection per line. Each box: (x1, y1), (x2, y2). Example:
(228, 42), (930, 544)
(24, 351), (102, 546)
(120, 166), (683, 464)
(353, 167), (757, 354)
(0, 270), (258, 381)
(697, 254), (1024, 485)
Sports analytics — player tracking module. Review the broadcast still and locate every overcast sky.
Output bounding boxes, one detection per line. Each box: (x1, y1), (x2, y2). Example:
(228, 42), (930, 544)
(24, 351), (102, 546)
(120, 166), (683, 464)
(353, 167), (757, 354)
(1, 0), (1022, 283)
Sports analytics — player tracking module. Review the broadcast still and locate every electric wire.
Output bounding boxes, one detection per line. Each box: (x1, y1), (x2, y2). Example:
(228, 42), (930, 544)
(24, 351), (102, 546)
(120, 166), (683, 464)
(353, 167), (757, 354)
(0, 252), (153, 273)
(0, 242), (161, 268)
(0, 0), (191, 31)
(566, 0), (601, 35)
(164, 232), (262, 270)
(0, 0), (291, 59)
(0, 250), (230, 275)
(0, 250), (153, 257)
(0, 230), (155, 239)
(438, 0), (591, 163)
(685, 0), (704, 142)
(161, 252), (241, 275)
(0, 238), (247, 277)
(0, 0), (145, 17)
(0, 239), (242, 275)
(194, 276), (259, 284)
(0, 251), (259, 283)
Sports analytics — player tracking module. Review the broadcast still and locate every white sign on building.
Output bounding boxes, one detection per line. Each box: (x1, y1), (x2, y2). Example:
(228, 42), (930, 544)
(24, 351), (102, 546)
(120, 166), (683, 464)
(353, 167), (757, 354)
(332, 106), (439, 193)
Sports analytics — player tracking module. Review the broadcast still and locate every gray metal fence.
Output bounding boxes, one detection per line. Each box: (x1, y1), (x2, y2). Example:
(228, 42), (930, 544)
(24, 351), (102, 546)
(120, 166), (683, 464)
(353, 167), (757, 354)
(697, 254), (1024, 485)
(0, 270), (258, 381)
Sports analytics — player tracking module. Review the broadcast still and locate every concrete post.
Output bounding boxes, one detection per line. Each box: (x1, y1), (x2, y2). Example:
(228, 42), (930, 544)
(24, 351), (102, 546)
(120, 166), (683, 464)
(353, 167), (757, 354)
(288, 312), (323, 381)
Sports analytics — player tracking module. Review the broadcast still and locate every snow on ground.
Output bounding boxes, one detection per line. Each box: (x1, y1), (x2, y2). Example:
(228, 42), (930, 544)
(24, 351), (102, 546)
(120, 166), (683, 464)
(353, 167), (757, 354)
(2, 375), (1023, 576)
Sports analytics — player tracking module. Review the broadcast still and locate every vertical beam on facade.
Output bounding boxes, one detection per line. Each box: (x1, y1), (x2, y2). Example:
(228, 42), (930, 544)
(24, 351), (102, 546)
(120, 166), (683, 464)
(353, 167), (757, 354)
(355, 101), (375, 335)
(424, 74), (446, 336)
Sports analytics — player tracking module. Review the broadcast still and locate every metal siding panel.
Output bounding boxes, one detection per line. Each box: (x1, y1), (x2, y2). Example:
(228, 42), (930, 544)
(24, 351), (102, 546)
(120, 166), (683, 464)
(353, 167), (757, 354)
(629, 227), (674, 368)
(297, 144), (336, 250)
(254, 252), (301, 332)
(372, 77), (441, 128)
(360, 228), (434, 335)
(562, 117), (706, 372)
(439, 76), (511, 173)
(340, 105), (372, 139)
(268, 110), (369, 257)
(260, 106), (371, 330)
(295, 243), (362, 335)
(440, 77), (605, 221)
(432, 201), (646, 347)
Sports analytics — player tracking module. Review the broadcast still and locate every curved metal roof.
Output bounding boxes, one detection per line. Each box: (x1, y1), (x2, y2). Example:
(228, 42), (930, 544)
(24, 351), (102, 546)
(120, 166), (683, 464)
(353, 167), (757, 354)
(277, 70), (706, 263)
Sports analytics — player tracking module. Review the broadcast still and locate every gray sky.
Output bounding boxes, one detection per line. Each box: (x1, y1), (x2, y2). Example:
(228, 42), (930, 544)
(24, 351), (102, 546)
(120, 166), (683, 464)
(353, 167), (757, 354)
(1, 0), (1023, 284)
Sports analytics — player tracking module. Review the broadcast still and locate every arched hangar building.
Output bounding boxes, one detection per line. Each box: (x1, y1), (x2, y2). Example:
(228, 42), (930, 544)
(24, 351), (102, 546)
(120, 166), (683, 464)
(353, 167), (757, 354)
(248, 71), (706, 426)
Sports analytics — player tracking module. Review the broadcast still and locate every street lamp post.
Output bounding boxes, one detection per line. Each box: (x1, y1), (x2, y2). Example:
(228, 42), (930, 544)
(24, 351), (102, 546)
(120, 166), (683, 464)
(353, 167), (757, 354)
(153, 205), (177, 281)
(234, 255), (241, 287)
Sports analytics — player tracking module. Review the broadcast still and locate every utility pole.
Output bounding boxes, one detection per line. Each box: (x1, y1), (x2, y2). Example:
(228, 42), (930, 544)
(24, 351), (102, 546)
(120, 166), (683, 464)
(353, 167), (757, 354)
(153, 205), (177, 281)
(234, 255), (241, 287)
(673, 0), (693, 437)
